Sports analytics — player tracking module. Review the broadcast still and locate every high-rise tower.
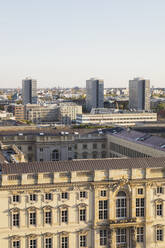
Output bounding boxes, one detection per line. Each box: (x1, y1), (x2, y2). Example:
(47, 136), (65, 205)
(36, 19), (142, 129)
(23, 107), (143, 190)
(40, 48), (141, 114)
(22, 78), (37, 105)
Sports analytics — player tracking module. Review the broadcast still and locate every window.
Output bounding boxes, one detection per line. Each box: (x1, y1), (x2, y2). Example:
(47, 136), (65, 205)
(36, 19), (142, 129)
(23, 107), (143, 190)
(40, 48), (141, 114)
(40, 148), (43, 152)
(138, 188), (143, 195)
(137, 227), (144, 242)
(30, 194), (37, 202)
(136, 198), (145, 217)
(93, 143), (97, 149)
(52, 149), (59, 161)
(100, 190), (106, 197)
(12, 240), (20, 248)
(157, 228), (163, 241)
(116, 228), (126, 244)
(116, 191), (126, 218)
(61, 192), (68, 199)
(80, 235), (86, 247)
(157, 204), (163, 216)
(99, 200), (108, 220)
(40, 159), (44, 162)
(74, 144), (77, 149)
(92, 151), (97, 158)
(28, 146), (32, 151)
(45, 237), (52, 248)
(101, 151), (106, 158)
(62, 237), (68, 248)
(29, 239), (37, 248)
(29, 212), (36, 225)
(13, 195), (20, 203)
(45, 210), (52, 224)
(82, 152), (88, 159)
(68, 146), (72, 151)
(61, 210), (68, 223)
(83, 144), (87, 149)
(157, 187), (163, 194)
(12, 213), (19, 227)
(45, 193), (52, 201)
(80, 208), (86, 221)
(100, 230), (107, 246)
(80, 191), (86, 198)
(102, 143), (106, 149)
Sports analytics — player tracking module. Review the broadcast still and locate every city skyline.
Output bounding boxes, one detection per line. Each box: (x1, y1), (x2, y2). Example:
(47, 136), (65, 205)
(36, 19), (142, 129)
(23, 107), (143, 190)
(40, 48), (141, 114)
(0, 0), (165, 88)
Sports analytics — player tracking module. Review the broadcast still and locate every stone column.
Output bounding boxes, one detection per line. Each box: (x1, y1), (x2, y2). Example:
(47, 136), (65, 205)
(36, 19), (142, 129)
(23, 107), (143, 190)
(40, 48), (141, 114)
(131, 226), (136, 248)
(109, 228), (116, 248)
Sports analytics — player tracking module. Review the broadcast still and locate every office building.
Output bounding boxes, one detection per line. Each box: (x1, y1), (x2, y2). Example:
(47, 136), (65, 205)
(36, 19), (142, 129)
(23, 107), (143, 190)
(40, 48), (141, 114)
(1, 157), (165, 247)
(129, 78), (150, 111)
(22, 78), (37, 105)
(86, 78), (104, 112)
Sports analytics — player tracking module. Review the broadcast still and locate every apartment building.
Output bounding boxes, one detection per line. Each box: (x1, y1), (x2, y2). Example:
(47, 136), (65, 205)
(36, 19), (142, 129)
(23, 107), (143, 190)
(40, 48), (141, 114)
(58, 103), (82, 124)
(1, 157), (165, 247)
(15, 105), (25, 120)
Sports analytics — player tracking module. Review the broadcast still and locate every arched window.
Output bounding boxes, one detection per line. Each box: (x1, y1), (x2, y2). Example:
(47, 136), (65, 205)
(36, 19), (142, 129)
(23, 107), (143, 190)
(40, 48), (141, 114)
(52, 149), (59, 161)
(116, 191), (127, 219)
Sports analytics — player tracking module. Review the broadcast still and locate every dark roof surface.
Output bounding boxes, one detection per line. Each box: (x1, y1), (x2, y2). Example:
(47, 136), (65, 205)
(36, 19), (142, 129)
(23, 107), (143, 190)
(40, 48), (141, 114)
(1, 157), (165, 175)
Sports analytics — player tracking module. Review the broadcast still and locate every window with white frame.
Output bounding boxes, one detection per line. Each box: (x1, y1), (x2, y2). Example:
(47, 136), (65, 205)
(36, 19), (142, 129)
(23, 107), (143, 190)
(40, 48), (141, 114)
(52, 149), (59, 161)
(100, 230), (107, 246)
(12, 212), (19, 227)
(61, 192), (68, 199)
(157, 228), (163, 241)
(137, 227), (144, 242)
(29, 239), (37, 248)
(136, 198), (144, 217)
(80, 235), (86, 247)
(62, 236), (68, 248)
(12, 240), (20, 248)
(45, 237), (52, 248)
(13, 195), (20, 203)
(99, 200), (108, 220)
(45, 193), (52, 201)
(100, 190), (107, 197)
(61, 209), (68, 223)
(157, 203), (163, 216)
(45, 209), (52, 224)
(157, 187), (163, 194)
(29, 211), (36, 225)
(116, 191), (127, 218)
(116, 228), (126, 244)
(79, 208), (86, 221)
(80, 191), (86, 198)
(30, 194), (37, 202)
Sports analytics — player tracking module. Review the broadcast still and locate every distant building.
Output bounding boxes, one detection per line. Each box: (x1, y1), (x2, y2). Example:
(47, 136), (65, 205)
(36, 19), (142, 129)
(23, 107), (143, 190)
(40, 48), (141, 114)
(129, 78), (150, 111)
(22, 78), (37, 105)
(15, 105), (25, 120)
(86, 78), (104, 112)
(58, 103), (82, 125)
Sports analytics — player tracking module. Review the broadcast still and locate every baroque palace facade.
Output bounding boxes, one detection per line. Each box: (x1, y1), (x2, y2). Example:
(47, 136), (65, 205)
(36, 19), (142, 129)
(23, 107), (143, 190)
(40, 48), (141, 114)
(1, 157), (165, 247)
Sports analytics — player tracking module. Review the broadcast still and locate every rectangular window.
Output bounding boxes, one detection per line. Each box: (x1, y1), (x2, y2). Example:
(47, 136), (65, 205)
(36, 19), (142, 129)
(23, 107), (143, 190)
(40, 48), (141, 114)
(13, 195), (20, 203)
(61, 210), (68, 223)
(29, 212), (36, 225)
(100, 230), (107, 246)
(13, 213), (19, 226)
(157, 204), (163, 216)
(93, 143), (97, 149)
(116, 228), (126, 244)
(136, 198), (145, 217)
(80, 235), (86, 247)
(157, 228), (163, 241)
(100, 190), (107, 197)
(45, 237), (52, 248)
(61, 192), (68, 199)
(62, 237), (68, 248)
(83, 144), (87, 149)
(45, 211), (52, 224)
(137, 227), (144, 242)
(30, 194), (37, 201)
(157, 187), (163, 194)
(29, 239), (37, 248)
(138, 188), (143, 195)
(80, 208), (86, 221)
(13, 241), (20, 248)
(80, 191), (86, 198)
(45, 193), (52, 201)
(99, 200), (108, 220)
(40, 148), (43, 152)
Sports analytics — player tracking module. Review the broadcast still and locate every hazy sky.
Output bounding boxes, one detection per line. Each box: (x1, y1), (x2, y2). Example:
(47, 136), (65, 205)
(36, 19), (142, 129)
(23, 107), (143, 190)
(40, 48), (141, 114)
(0, 0), (165, 88)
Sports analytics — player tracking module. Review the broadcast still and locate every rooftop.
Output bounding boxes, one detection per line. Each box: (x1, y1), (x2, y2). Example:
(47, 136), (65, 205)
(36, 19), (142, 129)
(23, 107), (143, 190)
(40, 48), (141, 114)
(1, 157), (165, 175)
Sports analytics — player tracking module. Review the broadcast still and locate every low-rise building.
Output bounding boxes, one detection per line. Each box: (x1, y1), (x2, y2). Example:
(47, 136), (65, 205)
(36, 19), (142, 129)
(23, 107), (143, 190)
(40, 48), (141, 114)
(58, 102), (82, 124)
(1, 157), (165, 247)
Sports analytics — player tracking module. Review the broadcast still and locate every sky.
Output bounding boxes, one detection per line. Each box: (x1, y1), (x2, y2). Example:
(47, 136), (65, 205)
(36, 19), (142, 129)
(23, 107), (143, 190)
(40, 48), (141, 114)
(0, 0), (165, 88)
